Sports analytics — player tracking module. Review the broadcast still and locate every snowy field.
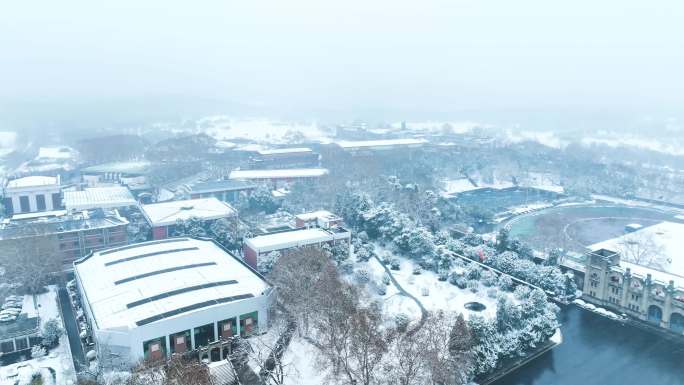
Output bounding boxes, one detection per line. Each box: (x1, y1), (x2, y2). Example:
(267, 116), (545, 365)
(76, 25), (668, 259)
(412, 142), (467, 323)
(1, 286), (76, 385)
(200, 117), (332, 144)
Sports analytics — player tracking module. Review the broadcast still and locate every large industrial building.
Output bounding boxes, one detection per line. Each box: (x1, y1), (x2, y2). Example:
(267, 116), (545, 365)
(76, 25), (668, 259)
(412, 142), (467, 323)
(74, 237), (273, 365)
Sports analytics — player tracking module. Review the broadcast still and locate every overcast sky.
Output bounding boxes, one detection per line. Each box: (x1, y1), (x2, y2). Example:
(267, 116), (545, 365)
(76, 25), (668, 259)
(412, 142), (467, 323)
(1, 1), (683, 121)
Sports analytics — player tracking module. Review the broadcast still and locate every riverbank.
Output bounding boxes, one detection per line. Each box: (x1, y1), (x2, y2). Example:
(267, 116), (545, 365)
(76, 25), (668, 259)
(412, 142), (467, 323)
(478, 329), (562, 385)
(492, 305), (684, 385)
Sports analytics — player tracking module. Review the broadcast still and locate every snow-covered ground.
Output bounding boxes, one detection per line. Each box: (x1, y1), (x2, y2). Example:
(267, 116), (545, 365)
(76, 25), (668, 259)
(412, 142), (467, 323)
(282, 336), (325, 385)
(200, 117), (332, 144)
(1, 286), (76, 385)
(387, 258), (501, 321)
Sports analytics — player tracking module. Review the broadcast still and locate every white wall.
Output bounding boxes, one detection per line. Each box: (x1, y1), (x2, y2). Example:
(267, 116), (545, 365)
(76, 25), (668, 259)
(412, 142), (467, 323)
(94, 290), (273, 364)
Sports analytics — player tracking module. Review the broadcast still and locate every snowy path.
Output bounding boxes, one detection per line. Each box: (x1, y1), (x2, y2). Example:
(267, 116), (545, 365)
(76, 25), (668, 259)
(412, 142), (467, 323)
(371, 255), (428, 335)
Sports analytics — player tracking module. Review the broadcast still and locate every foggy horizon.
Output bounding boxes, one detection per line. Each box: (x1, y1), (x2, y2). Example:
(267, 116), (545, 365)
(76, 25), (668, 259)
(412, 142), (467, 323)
(2, 1), (684, 127)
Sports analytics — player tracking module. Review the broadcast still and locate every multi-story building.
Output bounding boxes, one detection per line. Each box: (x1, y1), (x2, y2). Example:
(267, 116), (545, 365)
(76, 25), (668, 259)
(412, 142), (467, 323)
(0, 209), (129, 269)
(2, 175), (62, 216)
(74, 237), (273, 365)
(140, 197), (238, 240)
(583, 248), (684, 335)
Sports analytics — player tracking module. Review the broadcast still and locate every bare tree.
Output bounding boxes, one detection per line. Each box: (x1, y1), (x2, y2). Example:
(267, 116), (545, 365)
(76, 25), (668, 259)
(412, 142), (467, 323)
(334, 304), (393, 385)
(245, 320), (296, 385)
(617, 232), (666, 269)
(269, 246), (338, 336)
(0, 233), (62, 294)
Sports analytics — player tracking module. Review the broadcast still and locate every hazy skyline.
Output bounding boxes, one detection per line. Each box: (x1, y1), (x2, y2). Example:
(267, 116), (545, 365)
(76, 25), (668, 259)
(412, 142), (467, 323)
(2, 1), (684, 123)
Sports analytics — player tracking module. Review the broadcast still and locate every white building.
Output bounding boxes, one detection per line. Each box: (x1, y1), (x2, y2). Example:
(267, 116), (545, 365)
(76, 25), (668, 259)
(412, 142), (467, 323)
(140, 197), (237, 240)
(294, 210), (343, 229)
(2, 175), (62, 215)
(229, 168), (329, 186)
(74, 237), (273, 365)
(336, 138), (428, 152)
(243, 227), (351, 270)
(64, 186), (137, 211)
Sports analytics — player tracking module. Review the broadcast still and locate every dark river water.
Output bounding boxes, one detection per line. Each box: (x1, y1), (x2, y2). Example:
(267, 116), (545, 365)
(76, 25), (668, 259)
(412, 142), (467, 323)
(493, 305), (684, 385)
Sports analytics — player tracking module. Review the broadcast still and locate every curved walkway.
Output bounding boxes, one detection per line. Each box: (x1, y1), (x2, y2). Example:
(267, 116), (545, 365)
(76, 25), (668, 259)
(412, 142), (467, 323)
(372, 255), (428, 336)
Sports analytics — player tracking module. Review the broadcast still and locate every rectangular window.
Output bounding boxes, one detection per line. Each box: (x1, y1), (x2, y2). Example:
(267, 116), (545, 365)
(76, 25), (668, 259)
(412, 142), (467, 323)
(14, 337), (28, 351)
(170, 330), (191, 354)
(240, 311), (259, 338)
(2, 197), (13, 215)
(52, 193), (62, 210)
(218, 318), (237, 339)
(0, 340), (14, 353)
(36, 194), (46, 211)
(19, 196), (30, 213)
(193, 323), (215, 348)
(143, 337), (166, 361)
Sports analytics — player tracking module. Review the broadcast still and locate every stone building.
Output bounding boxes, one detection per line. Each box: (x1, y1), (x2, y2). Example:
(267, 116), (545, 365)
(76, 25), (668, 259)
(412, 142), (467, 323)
(583, 248), (684, 335)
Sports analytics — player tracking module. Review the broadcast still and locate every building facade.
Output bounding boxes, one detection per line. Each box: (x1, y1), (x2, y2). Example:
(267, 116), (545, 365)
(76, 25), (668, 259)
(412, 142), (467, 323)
(0, 315), (41, 356)
(2, 176), (62, 216)
(583, 248), (684, 335)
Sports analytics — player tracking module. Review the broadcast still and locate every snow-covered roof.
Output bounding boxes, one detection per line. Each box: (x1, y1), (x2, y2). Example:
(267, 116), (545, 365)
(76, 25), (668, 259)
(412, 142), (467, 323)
(295, 210), (339, 222)
(229, 168), (329, 180)
(245, 228), (344, 253)
(589, 221), (684, 288)
(74, 238), (270, 331)
(11, 209), (67, 221)
(257, 147), (313, 155)
(64, 187), (137, 211)
(82, 161), (151, 175)
(5, 175), (59, 189)
(37, 146), (75, 160)
(140, 197), (236, 227)
(336, 138), (428, 149)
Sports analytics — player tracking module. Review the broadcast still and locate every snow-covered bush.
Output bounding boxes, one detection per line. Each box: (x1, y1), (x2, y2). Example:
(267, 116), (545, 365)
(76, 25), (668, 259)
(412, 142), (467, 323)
(340, 261), (354, 275)
(257, 251), (280, 275)
(421, 287), (430, 296)
(514, 285), (531, 300)
(390, 258), (401, 270)
(449, 272), (467, 289)
(499, 275), (514, 292)
(481, 270), (498, 287)
(381, 254), (392, 265)
(438, 269), (449, 281)
(467, 279), (479, 293)
(354, 269), (371, 285)
(465, 263), (481, 280)
(31, 345), (46, 358)
(41, 318), (63, 347)
(375, 281), (387, 296)
(394, 313), (410, 332)
(412, 265), (422, 275)
(382, 273), (391, 285)
(487, 288), (498, 298)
